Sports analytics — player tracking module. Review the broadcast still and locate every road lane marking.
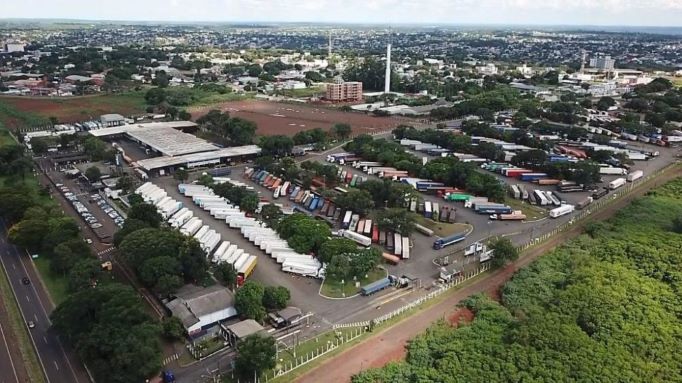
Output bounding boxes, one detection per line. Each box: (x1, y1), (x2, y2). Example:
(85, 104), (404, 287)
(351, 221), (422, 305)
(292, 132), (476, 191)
(34, 314), (39, 323)
(25, 295), (30, 303)
(43, 336), (48, 344)
(11, 263), (15, 270)
(53, 361), (59, 371)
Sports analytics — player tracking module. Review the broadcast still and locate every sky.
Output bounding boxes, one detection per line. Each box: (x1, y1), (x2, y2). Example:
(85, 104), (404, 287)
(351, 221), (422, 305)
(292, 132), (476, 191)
(3, 0), (682, 26)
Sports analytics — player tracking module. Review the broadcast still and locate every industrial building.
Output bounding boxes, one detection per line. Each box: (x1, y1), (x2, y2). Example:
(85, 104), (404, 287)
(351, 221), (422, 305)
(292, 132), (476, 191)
(88, 121), (261, 175)
(166, 284), (237, 337)
(100, 113), (126, 127)
(326, 80), (363, 102)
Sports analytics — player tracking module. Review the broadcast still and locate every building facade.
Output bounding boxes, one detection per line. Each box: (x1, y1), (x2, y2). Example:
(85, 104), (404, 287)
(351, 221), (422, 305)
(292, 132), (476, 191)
(326, 81), (363, 102)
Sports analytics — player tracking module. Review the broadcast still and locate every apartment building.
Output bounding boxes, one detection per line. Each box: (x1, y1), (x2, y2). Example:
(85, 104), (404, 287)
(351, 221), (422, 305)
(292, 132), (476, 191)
(326, 81), (363, 102)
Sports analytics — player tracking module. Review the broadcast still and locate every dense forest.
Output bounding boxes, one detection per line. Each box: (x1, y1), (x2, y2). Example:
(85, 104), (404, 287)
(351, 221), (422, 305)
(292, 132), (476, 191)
(353, 178), (682, 383)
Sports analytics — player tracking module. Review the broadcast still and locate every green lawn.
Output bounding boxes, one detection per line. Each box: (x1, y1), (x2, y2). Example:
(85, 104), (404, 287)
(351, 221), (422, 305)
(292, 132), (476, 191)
(505, 197), (548, 220)
(33, 257), (69, 305)
(415, 215), (472, 237)
(320, 267), (387, 298)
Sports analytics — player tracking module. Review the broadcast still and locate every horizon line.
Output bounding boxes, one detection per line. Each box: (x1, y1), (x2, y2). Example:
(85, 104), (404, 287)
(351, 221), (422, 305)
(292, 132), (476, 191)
(1, 17), (681, 29)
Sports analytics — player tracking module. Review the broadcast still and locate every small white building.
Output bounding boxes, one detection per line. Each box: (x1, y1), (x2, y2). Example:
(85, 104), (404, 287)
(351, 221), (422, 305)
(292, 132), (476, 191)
(166, 284), (237, 336)
(100, 114), (126, 127)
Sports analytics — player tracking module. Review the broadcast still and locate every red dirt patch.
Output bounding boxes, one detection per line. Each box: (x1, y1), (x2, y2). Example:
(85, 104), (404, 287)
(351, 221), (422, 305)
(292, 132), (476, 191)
(0, 94), (146, 128)
(190, 100), (403, 136)
(448, 307), (475, 327)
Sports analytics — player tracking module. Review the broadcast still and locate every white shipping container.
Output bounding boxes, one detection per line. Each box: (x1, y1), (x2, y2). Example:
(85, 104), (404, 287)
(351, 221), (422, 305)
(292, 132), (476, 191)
(402, 237), (410, 259)
(626, 170), (643, 182)
(549, 204), (575, 218)
(609, 178), (627, 190)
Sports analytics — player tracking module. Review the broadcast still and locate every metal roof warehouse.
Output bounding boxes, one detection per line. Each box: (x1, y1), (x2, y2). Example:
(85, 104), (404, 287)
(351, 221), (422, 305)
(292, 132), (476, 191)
(135, 145), (261, 171)
(88, 121), (261, 174)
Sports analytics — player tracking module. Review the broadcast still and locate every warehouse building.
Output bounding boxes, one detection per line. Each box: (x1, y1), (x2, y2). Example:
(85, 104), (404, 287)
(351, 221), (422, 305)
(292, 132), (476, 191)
(166, 284), (237, 337)
(88, 121), (261, 175)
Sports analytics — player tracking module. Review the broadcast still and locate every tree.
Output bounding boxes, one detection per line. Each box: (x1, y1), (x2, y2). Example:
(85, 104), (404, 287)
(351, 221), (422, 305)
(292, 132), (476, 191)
(332, 123), (352, 140)
(258, 135), (294, 157)
(161, 316), (186, 341)
(335, 189), (374, 216)
(82, 136), (107, 161)
(235, 281), (266, 321)
(67, 258), (103, 292)
(85, 166), (102, 182)
(127, 193), (144, 206)
(52, 238), (93, 275)
(260, 204), (283, 229)
(51, 283), (162, 383)
(0, 188), (34, 222)
(235, 334), (276, 380)
(214, 262), (237, 289)
(277, 214), (331, 254)
(262, 286), (290, 310)
(115, 175), (133, 192)
(375, 208), (416, 236)
(596, 96), (616, 111)
(178, 110), (192, 121)
(49, 116), (59, 125)
(31, 138), (49, 154)
(174, 168), (189, 182)
(490, 237), (519, 268)
(144, 87), (166, 105)
(240, 193), (260, 214)
(8, 219), (50, 251)
(318, 238), (357, 264)
(672, 215), (682, 234)
(127, 202), (162, 228)
(326, 254), (351, 280)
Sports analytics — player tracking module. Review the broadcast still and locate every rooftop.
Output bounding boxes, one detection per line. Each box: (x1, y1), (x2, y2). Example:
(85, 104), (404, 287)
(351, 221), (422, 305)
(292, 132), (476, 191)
(100, 113), (125, 122)
(135, 145), (261, 171)
(88, 121), (198, 138)
(126, 124), (217, 156)
(166, 284), (236, 330)
(224, 319), (265, 339)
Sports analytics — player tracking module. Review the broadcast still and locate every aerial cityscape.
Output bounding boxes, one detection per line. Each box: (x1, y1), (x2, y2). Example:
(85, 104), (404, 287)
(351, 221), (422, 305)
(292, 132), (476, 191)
(0, 2), (681, 383)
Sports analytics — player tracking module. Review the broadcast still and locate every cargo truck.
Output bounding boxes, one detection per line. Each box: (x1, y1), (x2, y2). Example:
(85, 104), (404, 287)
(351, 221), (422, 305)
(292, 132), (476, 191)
(626, 170), (643, 182)
(432, 231), (467, 250)
(339, 230), (372, 247)
(415, 223), (434, 237)
(549, 204), (575, 218)
(394, 233), (402, 256)
(592, 187), (609, 200)
(490, 211), (526, 220)
(600, 167), (627, 175)
(609, 178), (626, 190)
(474, 204), (513, 215)
(401, 237), (410, 259)
(382, 252), (400, 265)
(361, 277), (393, 296)
(576, 197), (593, 210)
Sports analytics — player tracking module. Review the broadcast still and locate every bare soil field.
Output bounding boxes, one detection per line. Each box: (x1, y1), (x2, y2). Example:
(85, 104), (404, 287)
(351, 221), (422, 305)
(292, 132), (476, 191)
(190, 100), (403, 136)
(0, 93), (146, 128)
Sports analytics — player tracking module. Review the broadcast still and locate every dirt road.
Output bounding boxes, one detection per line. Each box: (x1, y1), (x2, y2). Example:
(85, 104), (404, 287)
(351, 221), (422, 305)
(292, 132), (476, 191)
(295, 165), (682, 383)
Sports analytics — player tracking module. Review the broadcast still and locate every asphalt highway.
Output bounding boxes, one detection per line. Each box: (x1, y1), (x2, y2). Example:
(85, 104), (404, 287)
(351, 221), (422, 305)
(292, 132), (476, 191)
(0, 220), (90, 383)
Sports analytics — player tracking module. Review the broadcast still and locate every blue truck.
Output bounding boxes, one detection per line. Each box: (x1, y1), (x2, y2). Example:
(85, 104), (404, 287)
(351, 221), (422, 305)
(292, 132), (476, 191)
(432, 231), (468, 250)
(520, 173), (548, 182)
(474, 204), (512, 215)
(208, 167), (231, 177)
(416, 181), (445, 192)
(361, 277), (393, 296)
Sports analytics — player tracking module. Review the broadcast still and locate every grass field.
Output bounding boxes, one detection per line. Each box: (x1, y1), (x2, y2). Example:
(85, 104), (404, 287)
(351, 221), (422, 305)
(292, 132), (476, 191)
(505, 197), (548, 220)
(415, 216), (472, 237)
(33, 257), (68, 305)
(320, 267), (387, 298)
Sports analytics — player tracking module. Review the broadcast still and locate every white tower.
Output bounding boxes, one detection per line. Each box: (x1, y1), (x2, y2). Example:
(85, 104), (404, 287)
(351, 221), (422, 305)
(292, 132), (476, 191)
(328, 31), (333, 58)
(384, 43), (392, 94)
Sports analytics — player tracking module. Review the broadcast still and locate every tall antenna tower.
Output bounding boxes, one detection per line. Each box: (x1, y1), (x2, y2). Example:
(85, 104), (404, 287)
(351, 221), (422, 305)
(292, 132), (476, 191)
(328, 31), (333, 58)
(384, 28), (392, 94)
(580, 49), (586, 74)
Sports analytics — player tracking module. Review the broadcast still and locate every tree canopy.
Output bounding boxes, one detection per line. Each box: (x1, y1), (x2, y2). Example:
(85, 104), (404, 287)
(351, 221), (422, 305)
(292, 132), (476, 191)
(354, 178), (682, 383)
